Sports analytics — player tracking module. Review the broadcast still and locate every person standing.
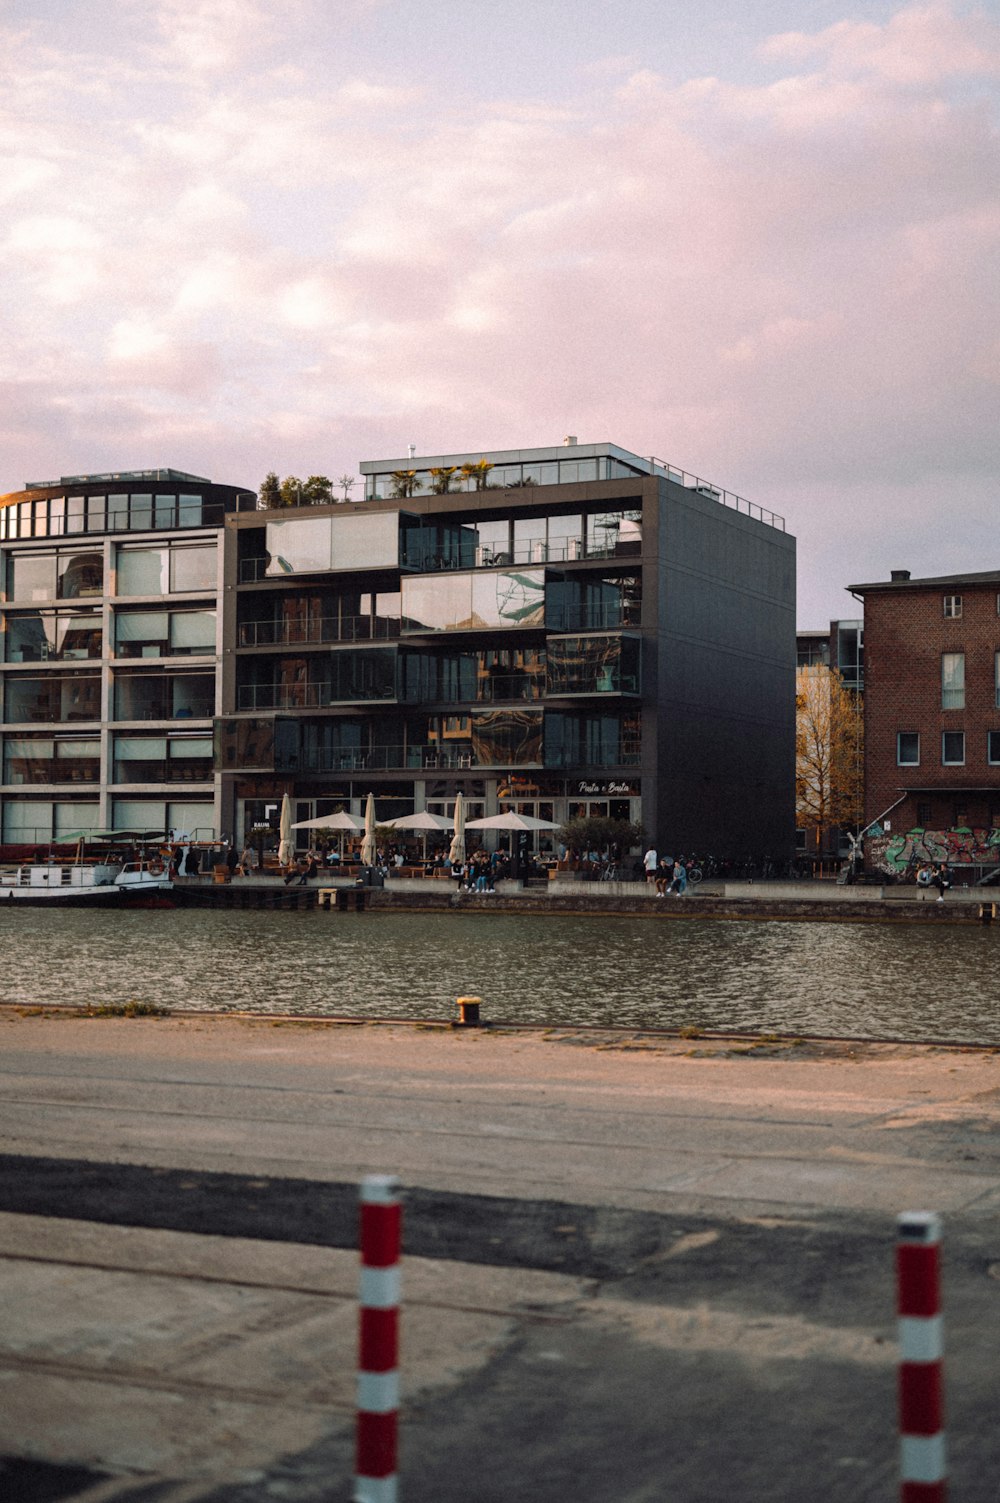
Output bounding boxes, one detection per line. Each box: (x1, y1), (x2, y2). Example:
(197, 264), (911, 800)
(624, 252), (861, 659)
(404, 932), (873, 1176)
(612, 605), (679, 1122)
(643, 846), (658, 884)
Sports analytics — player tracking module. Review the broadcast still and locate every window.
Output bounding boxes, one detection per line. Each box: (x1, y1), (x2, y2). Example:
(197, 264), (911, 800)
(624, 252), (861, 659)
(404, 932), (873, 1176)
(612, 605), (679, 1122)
(943, 595), (962, 618)
(942, 731), (965, 765)
(917, 802), (932, 828)
(988, 731), (1000, 765)
(942, 652), (965, 709)
(897, 732), (920, 766)
(996, 651), (1000, 709)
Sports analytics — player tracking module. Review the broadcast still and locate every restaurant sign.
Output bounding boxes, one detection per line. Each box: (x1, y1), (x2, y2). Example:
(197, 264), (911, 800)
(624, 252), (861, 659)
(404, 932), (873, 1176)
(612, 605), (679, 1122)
(576, 779), (639, 796)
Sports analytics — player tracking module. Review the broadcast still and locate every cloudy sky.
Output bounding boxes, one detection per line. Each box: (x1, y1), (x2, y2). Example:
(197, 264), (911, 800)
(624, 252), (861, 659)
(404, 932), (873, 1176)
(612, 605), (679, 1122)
(2, 0), (998, 625)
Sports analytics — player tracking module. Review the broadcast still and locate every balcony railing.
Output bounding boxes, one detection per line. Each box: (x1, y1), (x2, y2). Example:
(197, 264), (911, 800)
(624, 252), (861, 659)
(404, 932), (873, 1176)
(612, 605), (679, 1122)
(291, 742), (640, 773)
(237, 615), (401, 648)
(645, 456), (785, 531)
(546, 605), (637, 632)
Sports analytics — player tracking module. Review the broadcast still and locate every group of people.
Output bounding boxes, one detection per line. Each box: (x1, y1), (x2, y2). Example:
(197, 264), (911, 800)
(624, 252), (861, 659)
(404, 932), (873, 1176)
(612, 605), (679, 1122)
(644, 848), (691, 897)
(916, 861), (952, 902)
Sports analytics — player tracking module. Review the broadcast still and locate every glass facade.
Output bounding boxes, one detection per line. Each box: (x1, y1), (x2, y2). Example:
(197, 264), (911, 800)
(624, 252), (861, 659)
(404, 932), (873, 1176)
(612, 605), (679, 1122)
(4, 671), (101, 723)
(5, 611), (102, 662)
(402, 569), (545, 632)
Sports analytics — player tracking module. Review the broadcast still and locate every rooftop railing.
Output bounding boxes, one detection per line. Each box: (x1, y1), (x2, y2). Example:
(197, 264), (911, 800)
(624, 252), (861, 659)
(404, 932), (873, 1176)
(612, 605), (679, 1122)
(645, 457), (785, 531)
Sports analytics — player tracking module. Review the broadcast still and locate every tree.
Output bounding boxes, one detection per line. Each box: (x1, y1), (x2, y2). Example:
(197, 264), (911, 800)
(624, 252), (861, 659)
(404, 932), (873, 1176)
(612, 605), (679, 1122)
(428, 466), (458, 494)
(258, 472), (280, 509)
(279, 475), (303, 506)
(338, 474), (356, 502)
(302, 475), (334, 505)
(460, 458), (494, 491)
(796, 666), (864, 852)
(390, 470), (422, 498)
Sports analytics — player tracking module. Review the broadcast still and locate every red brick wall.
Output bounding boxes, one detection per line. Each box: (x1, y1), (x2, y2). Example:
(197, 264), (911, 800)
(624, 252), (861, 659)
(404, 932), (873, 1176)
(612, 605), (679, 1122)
(863, 582), (1000, 833)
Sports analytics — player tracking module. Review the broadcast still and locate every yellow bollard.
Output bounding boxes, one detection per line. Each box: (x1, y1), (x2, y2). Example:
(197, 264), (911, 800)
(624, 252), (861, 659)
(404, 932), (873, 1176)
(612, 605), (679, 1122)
(455, 995), (482, 1027)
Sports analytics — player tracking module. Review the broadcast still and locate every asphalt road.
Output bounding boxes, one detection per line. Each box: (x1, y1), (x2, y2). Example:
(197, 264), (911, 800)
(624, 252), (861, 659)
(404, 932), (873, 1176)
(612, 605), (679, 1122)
(2, 1010), (999, 1502)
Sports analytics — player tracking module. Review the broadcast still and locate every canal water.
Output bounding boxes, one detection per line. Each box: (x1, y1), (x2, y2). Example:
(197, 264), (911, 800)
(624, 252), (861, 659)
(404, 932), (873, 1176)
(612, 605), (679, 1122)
(2, 906), (998, 1045)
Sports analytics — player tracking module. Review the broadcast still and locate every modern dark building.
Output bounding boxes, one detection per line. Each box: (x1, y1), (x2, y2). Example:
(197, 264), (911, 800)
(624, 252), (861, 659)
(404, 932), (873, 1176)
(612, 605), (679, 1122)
(0, 469), (254, 847)
(848, 568), (1000, 878)
(217, 441), (796, 858)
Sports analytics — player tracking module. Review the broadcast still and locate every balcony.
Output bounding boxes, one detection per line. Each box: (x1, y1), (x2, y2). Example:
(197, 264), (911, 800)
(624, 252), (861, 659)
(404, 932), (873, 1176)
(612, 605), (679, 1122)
(237, 615), (401, 647)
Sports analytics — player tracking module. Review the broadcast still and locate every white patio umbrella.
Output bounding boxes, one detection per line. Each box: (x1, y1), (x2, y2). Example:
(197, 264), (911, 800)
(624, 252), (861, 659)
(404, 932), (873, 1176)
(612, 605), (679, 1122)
(383, 811), (453, 833)
(448, 791), (466, 866)
(360, 792), (377, 867)
(290, 811), (362, 832)
(464, 810), (561, 832)
(384, 809), (453, 861)
(278, 793), (294, 867)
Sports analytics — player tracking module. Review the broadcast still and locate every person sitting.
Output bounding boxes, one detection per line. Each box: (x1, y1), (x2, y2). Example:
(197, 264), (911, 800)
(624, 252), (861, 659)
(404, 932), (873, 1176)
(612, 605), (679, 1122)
(655, 857), (673, 896)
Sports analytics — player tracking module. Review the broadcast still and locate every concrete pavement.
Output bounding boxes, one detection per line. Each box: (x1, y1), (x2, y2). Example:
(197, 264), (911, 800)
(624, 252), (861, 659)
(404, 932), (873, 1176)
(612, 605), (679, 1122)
(2, 1010), (1000, 1500)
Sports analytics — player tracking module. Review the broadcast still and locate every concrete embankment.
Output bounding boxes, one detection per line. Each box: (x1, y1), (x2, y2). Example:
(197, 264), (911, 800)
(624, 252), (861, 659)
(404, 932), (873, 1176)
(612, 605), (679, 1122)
(177, 871), (1000, 923)
(2, 1013), (1000, 1501)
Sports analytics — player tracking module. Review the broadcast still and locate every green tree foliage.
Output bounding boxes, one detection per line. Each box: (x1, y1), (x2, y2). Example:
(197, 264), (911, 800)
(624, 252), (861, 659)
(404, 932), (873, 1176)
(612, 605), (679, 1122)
(278, 475), (303, 506)
(258, 472), (280, 509)
(302, 475), (334, 504)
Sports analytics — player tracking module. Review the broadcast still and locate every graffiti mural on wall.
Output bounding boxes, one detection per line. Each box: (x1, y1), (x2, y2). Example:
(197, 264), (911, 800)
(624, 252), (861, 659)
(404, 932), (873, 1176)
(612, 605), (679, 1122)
(867, 826), (1000, 876)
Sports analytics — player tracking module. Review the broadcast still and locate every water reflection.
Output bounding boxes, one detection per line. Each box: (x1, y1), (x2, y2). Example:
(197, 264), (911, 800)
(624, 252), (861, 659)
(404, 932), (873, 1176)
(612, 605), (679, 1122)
(1, 908), (997, 1045)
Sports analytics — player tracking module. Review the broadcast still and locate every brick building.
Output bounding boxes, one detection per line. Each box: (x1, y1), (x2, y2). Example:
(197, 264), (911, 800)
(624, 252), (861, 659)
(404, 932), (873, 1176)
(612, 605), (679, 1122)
(848, 568), (1000, 878)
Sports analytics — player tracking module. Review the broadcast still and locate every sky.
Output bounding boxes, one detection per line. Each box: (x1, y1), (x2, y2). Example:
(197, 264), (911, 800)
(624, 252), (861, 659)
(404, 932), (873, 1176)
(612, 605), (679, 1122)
(1, 0), (998, 627)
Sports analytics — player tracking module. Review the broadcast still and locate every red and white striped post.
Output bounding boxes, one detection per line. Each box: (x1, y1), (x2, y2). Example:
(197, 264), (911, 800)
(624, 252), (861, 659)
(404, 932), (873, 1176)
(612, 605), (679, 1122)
(897, 1211), (946, 1502)
(354, 1174), (401, 1503)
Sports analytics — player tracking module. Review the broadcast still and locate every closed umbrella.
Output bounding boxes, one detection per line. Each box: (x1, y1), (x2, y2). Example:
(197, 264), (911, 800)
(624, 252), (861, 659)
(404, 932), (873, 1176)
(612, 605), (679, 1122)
(278, 793), (294, 867)
(360, 792), (377, 867)
(449, 792), (466, 866)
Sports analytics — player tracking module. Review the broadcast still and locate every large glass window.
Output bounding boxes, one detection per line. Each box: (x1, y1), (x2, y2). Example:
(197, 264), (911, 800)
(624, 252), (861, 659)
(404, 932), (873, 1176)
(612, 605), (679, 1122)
(171, 545), (216, 592)
(469, 710), (542, 766)
(7, 551), (57, 601)
(117, 547), (168, 595)
(942, 652), (965, 709)
(545, 711), (640, 767)
(107, 493), (129, 531)
(113, 734), (214, 782)
(327, 649), (398, 702)
(264, 512), (399, 575)
(3, 737), (100, 784)
(3, 672), (101, 723)
(547, 514), (583, 562)
(114, 609), (215, 657)
(115, 544), (215, 595)
(546, 575), (641, 633)
(58, 551), (103, 598)
(402, 570), (545, 631)
(586, 510), (642, 559)
(546, 636), (640, 695)
(113, 671), (215, 721)
(5, 611), (102, 662)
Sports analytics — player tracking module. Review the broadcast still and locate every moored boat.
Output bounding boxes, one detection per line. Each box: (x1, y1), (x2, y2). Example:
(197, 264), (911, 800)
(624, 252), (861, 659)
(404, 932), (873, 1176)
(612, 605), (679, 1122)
(0, 859), (173, 906)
